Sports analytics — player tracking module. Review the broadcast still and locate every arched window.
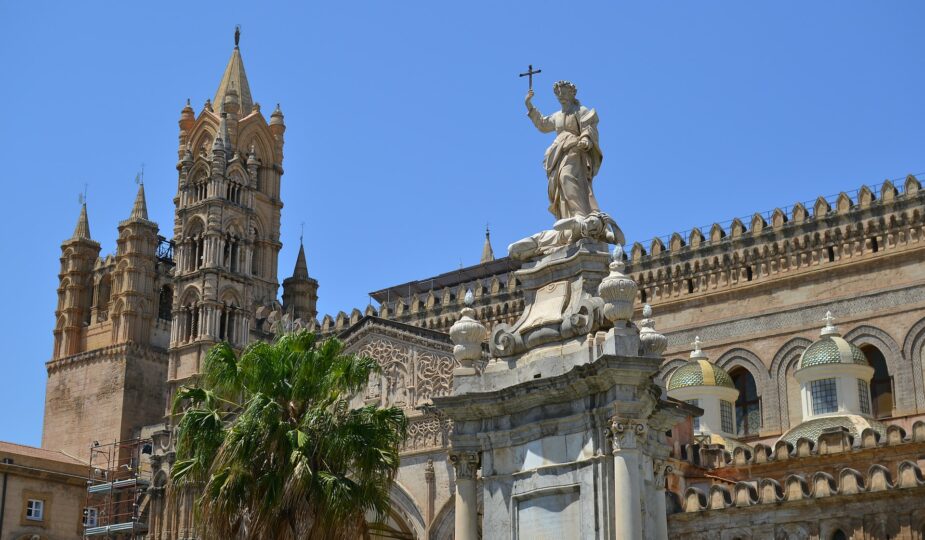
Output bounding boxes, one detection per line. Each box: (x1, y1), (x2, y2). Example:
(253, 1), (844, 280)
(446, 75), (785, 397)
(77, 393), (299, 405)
(731, 368), (761, 436)
(251, 226), (260, 277)
(158, 285), (173, 321)
(862, 345), (893, 418)
(831, 529), (847, 540)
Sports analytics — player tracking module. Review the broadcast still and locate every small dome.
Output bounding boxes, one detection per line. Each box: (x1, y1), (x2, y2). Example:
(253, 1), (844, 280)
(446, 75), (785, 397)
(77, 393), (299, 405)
(798, 312), (867, 370)
(778, 414), (886, 446)
(668, 360), (734, 390)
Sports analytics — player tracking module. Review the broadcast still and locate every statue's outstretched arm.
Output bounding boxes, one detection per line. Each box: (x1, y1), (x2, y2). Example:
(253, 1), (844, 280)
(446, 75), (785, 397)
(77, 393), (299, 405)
(527, 107), (555, 133)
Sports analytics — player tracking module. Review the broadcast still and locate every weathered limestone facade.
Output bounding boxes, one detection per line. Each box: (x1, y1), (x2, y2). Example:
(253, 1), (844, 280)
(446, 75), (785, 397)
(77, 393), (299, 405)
(36, 30), (925, 540)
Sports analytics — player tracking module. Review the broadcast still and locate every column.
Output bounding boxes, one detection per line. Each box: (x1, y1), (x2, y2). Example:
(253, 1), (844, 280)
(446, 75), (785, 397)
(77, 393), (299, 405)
(611, 419), (644, 540)
(652, 459), (672, 540)
(450, 451), (479, 540)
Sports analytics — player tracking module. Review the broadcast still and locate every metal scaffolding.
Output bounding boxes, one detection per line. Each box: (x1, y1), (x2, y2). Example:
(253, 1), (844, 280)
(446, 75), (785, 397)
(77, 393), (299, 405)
(84, 438), (152, 538)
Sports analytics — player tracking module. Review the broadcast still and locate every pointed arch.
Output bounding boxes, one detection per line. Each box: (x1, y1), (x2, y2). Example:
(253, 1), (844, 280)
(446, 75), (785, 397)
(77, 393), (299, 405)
(771, 337), (813, 431)
(902, 317), (925, 412)
(715, 348), (774, 433)
(843, 325), (911, 416)
(429, 494), (456, 540)
(657, 358), (688, 387)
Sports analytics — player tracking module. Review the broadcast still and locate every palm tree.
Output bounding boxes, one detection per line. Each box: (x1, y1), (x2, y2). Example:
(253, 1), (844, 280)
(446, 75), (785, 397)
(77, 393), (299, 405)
(170, 330), (407, 539)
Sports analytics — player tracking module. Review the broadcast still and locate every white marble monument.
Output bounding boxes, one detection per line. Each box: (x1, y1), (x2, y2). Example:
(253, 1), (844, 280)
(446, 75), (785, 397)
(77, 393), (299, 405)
(432, 79), (689, 539)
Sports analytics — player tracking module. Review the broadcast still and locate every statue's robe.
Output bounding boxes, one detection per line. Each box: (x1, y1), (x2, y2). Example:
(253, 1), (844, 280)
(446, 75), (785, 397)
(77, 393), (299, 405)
(528, 105), (603, 220)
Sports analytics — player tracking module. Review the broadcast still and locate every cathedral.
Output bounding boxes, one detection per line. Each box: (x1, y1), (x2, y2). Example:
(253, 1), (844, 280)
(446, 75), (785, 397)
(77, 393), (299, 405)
(14, 30), (925, 540)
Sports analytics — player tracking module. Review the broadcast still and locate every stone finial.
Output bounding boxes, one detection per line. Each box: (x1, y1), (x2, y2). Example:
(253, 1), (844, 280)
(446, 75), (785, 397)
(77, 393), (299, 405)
(821, 310), (839, 336)
(449, 288), (486, 375)
(598, 244), (637, 324)
(690, 336), (707, 359)
(638, 304), (667, 357)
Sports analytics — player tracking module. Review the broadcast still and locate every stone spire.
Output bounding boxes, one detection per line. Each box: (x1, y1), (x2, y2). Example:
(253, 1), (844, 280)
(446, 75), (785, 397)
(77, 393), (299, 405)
(71, 203), (92, 242)
(481, 226), (495, 263)
(293, 242), (309, 279)
(129, 182), (149, 220)
(213, 27), (253, 115)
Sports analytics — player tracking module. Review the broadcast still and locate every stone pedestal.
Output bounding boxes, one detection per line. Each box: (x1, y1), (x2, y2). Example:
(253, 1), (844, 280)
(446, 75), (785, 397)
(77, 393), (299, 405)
(434, 242), (686, 539)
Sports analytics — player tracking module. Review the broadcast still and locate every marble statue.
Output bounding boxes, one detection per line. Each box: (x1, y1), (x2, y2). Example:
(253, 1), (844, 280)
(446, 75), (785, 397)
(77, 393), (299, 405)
(510, 80), (623, 260)
(525, 80), (603, 221)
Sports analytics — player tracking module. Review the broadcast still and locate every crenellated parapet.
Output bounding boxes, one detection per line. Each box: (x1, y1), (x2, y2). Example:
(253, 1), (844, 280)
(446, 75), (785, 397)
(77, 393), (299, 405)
(629, 176), (924, 306)
(368, 175), (925, 337)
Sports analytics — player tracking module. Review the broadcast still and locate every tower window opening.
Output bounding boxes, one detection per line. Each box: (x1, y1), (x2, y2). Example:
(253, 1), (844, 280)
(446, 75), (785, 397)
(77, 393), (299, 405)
(158, 285), (173, 321)
(862, 345), (893, 418)
(731, 368), (761, 436)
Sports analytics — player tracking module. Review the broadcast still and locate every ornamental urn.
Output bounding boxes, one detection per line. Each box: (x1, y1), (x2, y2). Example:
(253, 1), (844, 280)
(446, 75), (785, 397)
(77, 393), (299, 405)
(598, 245), (638, 323)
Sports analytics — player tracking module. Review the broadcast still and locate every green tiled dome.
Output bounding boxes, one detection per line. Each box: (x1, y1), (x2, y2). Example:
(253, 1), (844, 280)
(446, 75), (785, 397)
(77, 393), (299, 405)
(778, 415), (886, 446)
(667, 360), (734, 390)
(798, 335), (868, 370)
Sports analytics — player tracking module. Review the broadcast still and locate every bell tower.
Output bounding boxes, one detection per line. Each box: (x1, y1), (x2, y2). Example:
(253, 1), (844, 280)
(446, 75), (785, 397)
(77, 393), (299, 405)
(168, 29), (284, 393)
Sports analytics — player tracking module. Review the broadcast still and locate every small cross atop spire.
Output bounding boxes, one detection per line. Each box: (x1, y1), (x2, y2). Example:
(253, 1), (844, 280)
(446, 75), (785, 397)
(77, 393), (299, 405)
(691, 336), (703, 352)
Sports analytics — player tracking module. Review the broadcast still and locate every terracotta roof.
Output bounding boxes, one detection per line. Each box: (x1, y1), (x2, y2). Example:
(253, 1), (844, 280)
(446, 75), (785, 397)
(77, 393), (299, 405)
(0, 440), (87, 466)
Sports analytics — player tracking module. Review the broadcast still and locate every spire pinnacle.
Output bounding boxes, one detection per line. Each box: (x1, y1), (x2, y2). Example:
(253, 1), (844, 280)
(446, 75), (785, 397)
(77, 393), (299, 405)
(129, 182), (149, 220)
(71, 202), (92, 241)
(214, 29), (253, 115)
(481, 225), (495, 263)
(293, 242), (309, 279)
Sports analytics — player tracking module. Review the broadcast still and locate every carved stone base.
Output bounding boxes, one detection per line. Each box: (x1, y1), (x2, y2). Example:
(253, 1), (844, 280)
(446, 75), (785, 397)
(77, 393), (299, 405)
(434, 328), (688, 540)
(489, 240), (610, 360)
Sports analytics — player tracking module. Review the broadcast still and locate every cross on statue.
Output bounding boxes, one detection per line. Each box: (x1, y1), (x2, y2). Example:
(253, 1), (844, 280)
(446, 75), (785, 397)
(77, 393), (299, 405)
(823, 311), (836, 327)
(519, 64), (542, 90)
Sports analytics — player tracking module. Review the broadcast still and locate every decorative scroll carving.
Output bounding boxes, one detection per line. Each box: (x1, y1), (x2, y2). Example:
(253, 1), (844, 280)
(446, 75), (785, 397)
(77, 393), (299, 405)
(416, 350), (456, 405)
(403, 415), (453, 452)
(610, 418), (646, 451)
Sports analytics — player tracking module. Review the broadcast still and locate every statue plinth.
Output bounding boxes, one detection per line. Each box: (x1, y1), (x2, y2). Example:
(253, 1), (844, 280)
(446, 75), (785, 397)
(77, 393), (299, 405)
(435, 240), (685, 540)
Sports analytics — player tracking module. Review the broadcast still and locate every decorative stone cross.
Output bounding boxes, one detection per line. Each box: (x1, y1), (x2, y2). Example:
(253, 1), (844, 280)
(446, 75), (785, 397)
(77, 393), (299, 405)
(691, 336), (703, 353)
(823, 311), (836, 327)
(519, 64), (542, 90)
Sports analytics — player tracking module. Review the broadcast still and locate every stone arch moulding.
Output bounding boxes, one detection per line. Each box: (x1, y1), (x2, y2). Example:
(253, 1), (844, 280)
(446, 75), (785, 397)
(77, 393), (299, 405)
(844, 324), (915, 415)
(385, 479), (426, 540)
(770, 337), (813, 432)
(715, 348), (777, 432)
(902, 317), (925, 412)
(429, 494), (456, 540)
(657, 358), (688, 387)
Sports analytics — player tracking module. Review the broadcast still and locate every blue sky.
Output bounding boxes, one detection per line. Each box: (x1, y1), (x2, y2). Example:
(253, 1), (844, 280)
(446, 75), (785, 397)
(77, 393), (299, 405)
(1, 1), (924, 446)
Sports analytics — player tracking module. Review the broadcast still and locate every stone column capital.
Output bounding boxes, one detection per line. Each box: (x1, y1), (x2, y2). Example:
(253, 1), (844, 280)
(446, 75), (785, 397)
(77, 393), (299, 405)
(449, 451), (480, 479)
(609, 417), (646, 452)
(652, 458), (673, 488)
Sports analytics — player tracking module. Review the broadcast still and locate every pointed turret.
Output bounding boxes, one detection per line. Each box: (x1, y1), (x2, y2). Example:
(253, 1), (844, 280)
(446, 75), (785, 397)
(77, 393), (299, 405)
(71, 203), (92, 242)
(129, 182), (149, 221)
(55, 202), (101, 359)
(214, 27), (253, 115)
(282, 239), (319, 322)
(481, 226), (494, 263)
(293, 243), (309, 279)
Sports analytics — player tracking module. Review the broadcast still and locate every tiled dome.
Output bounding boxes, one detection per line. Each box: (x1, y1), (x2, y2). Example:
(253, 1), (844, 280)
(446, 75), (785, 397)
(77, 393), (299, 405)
(668, 359), (734, 390)
(798, 312), (867, 370)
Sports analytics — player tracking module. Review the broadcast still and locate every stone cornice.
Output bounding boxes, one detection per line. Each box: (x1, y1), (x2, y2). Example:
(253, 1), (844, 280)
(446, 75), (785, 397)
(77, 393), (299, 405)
(46, 342), (167, 374)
